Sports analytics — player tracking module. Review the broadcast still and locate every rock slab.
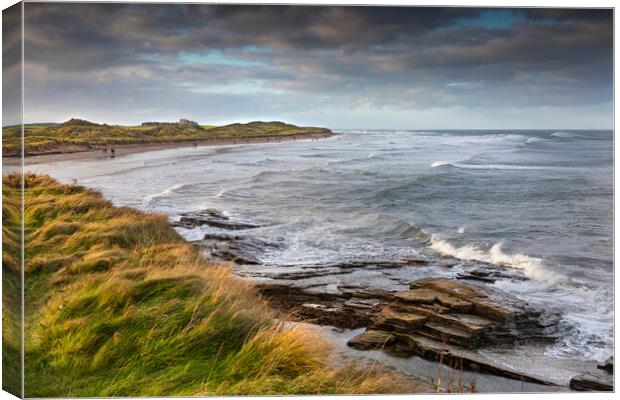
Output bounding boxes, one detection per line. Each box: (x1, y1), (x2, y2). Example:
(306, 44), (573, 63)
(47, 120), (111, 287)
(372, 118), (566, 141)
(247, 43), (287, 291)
(347, 278), (561, 384)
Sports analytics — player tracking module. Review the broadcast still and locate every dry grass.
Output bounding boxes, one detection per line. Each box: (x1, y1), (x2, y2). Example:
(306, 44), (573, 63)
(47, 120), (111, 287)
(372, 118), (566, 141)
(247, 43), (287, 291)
(3, 173), (409, 397)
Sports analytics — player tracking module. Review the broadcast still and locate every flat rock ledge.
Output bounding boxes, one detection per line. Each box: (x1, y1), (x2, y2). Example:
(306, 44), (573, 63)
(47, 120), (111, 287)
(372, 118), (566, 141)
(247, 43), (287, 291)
(569, 356), (614, 391)
(345, 278), (561, 384)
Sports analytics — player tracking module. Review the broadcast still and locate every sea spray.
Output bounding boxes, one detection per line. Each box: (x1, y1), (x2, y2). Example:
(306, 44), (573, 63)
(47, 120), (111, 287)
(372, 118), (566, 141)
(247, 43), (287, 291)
(429, 235), (563, 284)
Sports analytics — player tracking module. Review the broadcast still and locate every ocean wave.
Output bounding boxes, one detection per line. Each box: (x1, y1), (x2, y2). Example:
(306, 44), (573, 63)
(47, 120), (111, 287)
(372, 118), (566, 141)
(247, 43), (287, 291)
(144, 183), (193, 201)
(431, 161), (545, 170)
(328, 156), (380, 166)
(430, 161), (451, 168)
(525, 137), (546, 144)
(300, 153), (331, 158)
(236, 158), (277, 166)
(429, 235), (562, 283)
(551, 131), (584, 138)
(458, 164), (545, 170)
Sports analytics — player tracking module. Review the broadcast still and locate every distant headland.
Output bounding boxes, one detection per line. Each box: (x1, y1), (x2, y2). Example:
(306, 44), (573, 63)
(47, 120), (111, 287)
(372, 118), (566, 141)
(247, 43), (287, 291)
(2, 118), (333, 160)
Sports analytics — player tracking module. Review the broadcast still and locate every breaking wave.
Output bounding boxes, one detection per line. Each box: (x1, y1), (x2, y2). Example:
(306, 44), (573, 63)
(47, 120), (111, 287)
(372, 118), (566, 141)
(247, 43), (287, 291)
(525, 137), (545, 144)
(144, 183), (192, 201)
(430, 161), (451, 168)
(429, 235), (562, 284)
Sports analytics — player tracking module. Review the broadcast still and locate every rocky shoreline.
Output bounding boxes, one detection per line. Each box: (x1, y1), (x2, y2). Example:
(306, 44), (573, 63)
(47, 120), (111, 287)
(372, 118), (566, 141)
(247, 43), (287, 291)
(175, 208), (614, 392)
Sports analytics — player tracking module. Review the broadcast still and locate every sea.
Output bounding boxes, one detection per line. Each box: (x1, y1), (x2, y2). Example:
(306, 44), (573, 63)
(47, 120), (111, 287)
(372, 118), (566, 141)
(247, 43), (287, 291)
(27, 129), (614, 373)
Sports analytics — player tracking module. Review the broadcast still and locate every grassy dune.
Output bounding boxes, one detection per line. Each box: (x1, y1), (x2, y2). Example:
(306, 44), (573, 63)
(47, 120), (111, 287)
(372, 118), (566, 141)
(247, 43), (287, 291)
(4, 174), (407, 397)
(2, 119), (331, 156)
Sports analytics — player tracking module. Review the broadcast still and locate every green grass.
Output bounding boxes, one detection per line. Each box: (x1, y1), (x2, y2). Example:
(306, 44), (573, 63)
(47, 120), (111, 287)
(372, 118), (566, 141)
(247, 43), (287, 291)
(3, 174), (408, 397)
(2, 119), (331, 156)
(2, 173), (22, 397)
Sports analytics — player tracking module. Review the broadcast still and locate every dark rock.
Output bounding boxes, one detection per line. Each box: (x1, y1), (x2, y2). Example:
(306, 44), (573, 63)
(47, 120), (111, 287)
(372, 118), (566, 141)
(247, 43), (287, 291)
(402, 258), (430, 266)
(174, 209), (260, 230)
(343, 297), (383, 310)
(257, 283), (370, 328)
(456, 271), (497, 283)
(194, 232), (283, 266)
(210, 249), (260, 265)
(456, 268), (529, 283)
(569, 371), (613, 391)
(598, 356), (614, 373)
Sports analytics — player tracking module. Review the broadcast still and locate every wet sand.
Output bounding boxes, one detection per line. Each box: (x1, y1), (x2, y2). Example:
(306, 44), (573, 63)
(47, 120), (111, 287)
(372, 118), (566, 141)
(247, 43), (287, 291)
(2, 132), (333, 166)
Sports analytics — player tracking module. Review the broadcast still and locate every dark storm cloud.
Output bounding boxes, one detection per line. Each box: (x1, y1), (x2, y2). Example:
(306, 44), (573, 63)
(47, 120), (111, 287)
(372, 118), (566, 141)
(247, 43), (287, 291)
(3, 3), (22, 125)
(16, 3), (613, 128)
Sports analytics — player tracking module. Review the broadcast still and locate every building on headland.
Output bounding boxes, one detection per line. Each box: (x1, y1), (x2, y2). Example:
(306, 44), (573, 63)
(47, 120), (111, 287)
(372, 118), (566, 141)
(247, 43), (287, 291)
(141, 119), (200, 127)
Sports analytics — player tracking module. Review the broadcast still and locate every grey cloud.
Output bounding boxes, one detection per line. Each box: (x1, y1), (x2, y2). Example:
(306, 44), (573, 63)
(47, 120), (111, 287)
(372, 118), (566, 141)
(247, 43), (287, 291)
(14, 4), (613, 127)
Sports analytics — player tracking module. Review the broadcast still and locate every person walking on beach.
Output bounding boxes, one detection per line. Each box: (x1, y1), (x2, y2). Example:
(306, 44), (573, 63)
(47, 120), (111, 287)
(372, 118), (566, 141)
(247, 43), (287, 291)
(110, 148), (116, 157)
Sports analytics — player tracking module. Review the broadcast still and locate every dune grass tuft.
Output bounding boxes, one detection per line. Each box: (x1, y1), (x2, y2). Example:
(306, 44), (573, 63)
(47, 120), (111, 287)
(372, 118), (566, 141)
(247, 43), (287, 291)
(3, 173), (410, 397)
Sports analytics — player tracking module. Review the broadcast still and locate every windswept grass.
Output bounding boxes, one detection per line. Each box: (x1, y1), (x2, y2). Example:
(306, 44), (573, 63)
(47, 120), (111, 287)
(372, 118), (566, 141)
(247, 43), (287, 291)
(5, 173), (408, 397)
(2, 119), (331, 156)
(2, 173), (22, 397)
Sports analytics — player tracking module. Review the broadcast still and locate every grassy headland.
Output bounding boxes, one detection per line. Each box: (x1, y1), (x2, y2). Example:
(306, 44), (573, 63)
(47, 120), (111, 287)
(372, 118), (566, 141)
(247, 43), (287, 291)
(3, 174), (411, 397)
(2, 119), (332, 157)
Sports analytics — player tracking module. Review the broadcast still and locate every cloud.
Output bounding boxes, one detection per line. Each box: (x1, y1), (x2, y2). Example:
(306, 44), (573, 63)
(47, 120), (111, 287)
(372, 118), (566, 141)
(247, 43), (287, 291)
(14, 4), (613, 128)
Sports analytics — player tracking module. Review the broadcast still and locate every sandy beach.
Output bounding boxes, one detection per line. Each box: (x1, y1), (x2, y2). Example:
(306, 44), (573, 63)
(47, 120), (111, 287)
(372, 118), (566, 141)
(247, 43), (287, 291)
(2, 131), (334, 166)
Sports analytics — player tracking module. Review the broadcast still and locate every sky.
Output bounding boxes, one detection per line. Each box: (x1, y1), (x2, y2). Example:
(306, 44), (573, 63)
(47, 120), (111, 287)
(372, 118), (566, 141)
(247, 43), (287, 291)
(3, 3), (614, 129)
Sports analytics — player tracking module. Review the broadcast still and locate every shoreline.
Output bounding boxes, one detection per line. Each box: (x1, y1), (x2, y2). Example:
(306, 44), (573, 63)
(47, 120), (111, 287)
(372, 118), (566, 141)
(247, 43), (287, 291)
(178, 207), (610, 392)
(10, 137), (612, 392)
(2, 131), (334, 166)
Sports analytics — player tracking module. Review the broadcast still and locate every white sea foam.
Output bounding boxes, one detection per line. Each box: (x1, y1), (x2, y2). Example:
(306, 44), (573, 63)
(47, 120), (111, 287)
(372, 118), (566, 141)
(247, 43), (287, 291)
(214, 189), (226, 198)
(367, 152), (376, 159)
(494, 278), (613, 362)
(551, 131), (583, 138)
(144, 183), (191, 201)
(457, 227), (465, 234)
(525, 137), (545, 144)
(429, 235), (562, 283)
(430, 161), (450, 168)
